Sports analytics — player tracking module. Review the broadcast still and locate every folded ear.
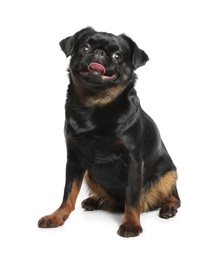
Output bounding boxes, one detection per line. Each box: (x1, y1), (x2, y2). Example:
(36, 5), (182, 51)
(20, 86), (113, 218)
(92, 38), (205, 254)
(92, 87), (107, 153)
(120, 34), (149, 69)
(59, 27), (95, 57)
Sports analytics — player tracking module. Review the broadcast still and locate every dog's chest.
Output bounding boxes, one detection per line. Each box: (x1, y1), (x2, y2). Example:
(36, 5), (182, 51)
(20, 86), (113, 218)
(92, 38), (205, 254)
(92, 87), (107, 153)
(76, 133), (124, 166)
(65, 100), (135, 169)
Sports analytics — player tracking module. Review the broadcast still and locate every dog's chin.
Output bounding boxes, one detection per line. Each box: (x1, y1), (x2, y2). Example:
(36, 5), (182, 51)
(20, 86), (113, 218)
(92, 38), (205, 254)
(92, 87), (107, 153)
(80, 71), (118, 85)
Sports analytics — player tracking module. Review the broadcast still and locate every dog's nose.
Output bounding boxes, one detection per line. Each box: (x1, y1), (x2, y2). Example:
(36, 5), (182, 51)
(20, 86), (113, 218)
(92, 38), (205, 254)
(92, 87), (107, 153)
(94, 49), (105, 58)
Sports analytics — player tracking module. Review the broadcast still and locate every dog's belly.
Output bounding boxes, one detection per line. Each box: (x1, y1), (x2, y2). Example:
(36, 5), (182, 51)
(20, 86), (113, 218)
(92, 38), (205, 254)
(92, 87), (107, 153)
(78, 136), (127, 198)
(87, 164), (127, 199)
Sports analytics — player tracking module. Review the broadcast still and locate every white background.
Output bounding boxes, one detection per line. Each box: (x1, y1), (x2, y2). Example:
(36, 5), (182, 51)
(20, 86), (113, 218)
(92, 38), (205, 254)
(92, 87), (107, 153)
(0, 0), (220, 259)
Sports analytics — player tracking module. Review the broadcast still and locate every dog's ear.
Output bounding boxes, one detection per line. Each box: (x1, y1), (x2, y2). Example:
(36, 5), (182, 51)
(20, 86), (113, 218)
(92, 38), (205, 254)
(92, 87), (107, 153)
(120, 34), (149, 69)
(59, 27), (95, 57)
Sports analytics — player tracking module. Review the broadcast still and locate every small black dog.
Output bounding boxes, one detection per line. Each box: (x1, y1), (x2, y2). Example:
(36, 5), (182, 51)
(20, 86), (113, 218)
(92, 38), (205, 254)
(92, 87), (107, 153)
(38, 27), (180, 237)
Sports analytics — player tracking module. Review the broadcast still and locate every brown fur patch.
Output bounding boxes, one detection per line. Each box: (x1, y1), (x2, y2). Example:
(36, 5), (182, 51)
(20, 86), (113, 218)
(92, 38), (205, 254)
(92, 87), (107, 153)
(69, 69), (127, 107)
(84, 85), (126, 107)
(123, 203), (141, 224)
(60, 178), (83, 212)
(141, 170), (177, 212)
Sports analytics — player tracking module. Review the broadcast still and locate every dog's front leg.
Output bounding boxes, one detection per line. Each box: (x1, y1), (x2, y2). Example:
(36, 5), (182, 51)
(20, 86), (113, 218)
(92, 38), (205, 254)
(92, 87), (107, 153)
(117, 156), (143, 237)
(38, 158), (85, 228)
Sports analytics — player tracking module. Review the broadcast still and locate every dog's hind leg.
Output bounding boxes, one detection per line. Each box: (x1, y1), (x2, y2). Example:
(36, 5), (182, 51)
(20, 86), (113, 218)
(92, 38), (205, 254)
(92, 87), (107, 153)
(141, 170), (181, 218)
(82, 172), (117, 211)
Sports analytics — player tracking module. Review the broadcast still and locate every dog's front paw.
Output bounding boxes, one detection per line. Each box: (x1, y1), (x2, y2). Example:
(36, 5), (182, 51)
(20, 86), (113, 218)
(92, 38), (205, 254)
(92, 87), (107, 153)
(117, 222), (143, 237)
(38, 213), (68, 228)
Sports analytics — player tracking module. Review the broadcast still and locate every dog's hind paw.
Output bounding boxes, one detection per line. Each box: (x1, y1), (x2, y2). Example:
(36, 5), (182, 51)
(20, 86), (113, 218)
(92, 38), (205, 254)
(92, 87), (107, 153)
(159, 204), (178, 219)
(81, 196), (102, 211)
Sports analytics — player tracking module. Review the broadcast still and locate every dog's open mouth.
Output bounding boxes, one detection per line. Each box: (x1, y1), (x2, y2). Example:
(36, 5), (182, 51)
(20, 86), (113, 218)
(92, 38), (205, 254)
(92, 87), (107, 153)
(80, 62), (118, 80)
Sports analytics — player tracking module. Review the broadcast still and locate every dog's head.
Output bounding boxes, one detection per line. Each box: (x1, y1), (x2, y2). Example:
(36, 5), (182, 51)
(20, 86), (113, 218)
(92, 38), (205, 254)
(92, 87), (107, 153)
(60, 27), (149, 106)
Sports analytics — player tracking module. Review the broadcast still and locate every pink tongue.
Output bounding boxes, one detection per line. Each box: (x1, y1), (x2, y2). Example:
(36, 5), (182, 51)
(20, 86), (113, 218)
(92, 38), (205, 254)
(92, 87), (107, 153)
(88, 62), (106, 75)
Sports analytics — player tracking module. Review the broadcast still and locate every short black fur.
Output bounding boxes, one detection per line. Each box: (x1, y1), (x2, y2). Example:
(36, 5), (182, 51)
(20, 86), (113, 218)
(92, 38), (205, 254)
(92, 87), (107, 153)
(38, 27), (180, 237)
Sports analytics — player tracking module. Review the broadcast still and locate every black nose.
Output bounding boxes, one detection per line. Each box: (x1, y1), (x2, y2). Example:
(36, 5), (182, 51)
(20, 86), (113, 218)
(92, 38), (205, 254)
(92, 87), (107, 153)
(94, 49), (105, 57)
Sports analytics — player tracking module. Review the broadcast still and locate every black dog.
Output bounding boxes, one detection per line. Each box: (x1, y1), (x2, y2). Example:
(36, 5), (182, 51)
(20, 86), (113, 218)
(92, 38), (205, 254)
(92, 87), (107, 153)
(38, 27), (180, 237)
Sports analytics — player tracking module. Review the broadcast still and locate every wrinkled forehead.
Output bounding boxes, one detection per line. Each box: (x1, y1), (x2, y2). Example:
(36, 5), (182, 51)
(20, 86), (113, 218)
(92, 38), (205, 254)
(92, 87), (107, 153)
(80, 32), (130, 53)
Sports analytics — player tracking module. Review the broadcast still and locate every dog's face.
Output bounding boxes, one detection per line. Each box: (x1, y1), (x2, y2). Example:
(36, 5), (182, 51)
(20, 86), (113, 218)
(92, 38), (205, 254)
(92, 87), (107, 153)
(60, 27), (149, 104)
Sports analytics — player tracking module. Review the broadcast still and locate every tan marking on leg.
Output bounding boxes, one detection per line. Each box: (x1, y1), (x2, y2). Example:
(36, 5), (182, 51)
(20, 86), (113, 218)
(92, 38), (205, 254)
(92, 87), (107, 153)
(123, 203), (141, 225)
(57, 178), (83, 214)
(141, 171), (177, 212)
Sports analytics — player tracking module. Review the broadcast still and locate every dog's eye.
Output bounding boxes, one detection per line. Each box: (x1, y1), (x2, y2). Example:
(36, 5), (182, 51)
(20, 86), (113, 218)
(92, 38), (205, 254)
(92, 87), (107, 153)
(80, 45), (90, 53)
(112, 53), (122, 62)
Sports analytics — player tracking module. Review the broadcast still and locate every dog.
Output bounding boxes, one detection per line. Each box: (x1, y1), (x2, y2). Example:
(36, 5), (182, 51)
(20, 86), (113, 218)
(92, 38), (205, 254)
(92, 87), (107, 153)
(38, 27), (181, 237)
